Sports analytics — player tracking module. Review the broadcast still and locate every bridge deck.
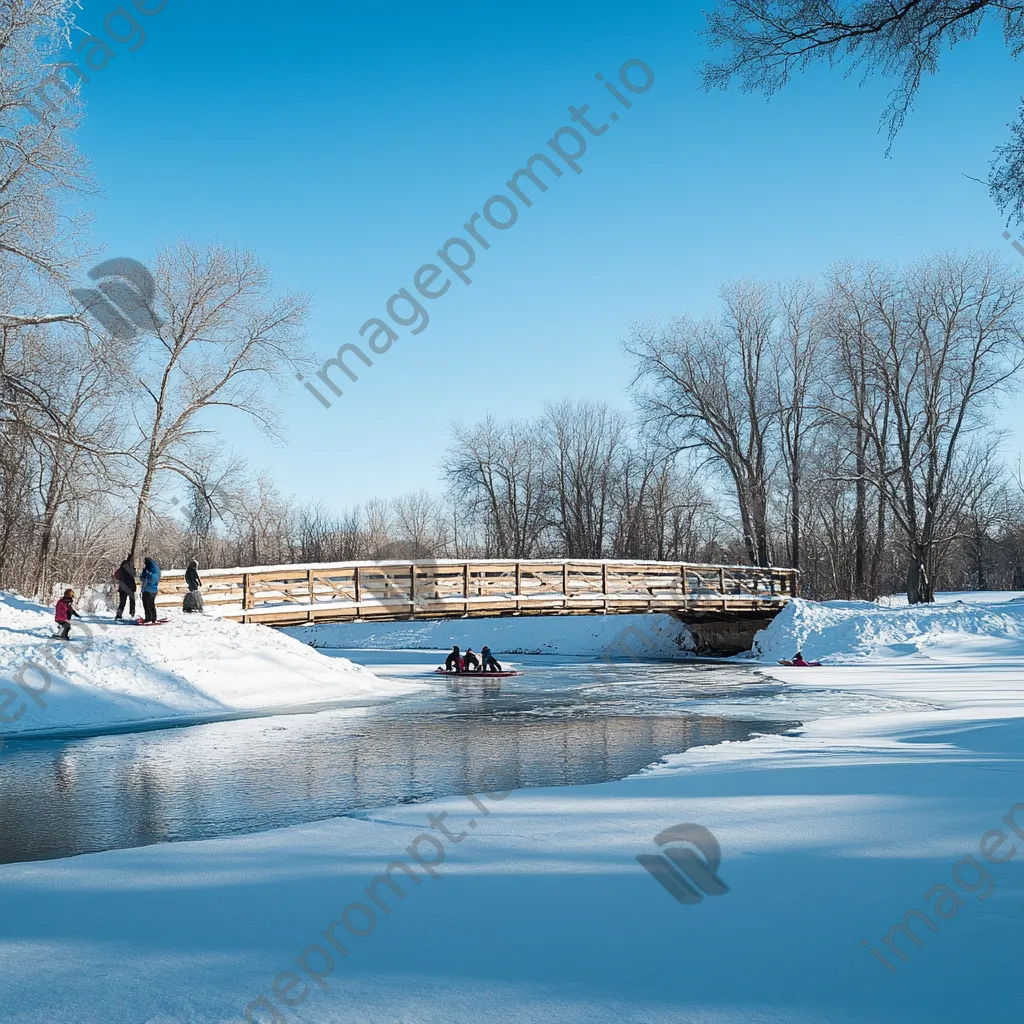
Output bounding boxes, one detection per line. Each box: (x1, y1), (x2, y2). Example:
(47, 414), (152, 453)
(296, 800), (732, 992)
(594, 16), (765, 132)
(154, 558), (798, 627)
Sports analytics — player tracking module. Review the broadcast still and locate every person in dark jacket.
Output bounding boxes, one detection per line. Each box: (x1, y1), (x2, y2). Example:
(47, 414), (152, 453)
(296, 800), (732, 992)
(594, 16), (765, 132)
(444, 645), (462, 673)
(114, 555), (137, 620)
(183, 559), (204, 613)
(481, 646), (501, 672)
(463, 647), (480, 671)
(139, 556), (161, 623)
(55, 588), (81, 640)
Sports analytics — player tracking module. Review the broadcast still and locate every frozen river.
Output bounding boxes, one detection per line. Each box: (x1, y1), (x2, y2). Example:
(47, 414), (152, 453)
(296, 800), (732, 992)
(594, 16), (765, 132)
(0, 649), (921, 865)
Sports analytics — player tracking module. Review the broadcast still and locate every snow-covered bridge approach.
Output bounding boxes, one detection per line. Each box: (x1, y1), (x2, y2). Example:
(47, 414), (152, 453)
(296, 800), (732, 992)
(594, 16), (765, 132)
(155, 559), (798, 651)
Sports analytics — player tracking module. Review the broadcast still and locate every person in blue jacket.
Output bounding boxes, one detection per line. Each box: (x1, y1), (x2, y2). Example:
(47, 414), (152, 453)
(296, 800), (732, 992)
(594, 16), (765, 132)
(139, 556), (161, 623)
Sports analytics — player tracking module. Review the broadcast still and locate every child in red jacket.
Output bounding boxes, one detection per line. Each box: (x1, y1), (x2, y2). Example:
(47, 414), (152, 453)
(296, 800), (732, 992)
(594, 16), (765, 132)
(55, 588), (81, 640)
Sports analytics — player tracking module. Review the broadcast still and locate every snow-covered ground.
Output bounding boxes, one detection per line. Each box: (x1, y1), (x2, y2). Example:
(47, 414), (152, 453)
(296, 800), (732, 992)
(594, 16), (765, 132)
(2, 593), (1024, 1022)
(0, 593), (424, 744)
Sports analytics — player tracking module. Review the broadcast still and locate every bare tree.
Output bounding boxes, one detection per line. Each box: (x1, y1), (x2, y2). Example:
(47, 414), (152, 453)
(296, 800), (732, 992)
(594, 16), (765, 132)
(228, 473), (296, 567)
(818, 264), (895, 598)
(0, 0), (91, 293)
(392, 489), (444, 557)
(124, 241), (309, 557)
(542, 399), (627, 558)
(628, 281), (778, 565)
(612, 447), (719, 561)
(700, 1), (1024, 224)
(837, 253), (1024, 602)
(0, 314), (128, 593)
(362, 498), (395, 559)
(772, 280), (823, 571)
(957, 448), (1013, 590)
(334, 506), (364, 561)
(21, 326), (123, 591)
(443, 416), (548, 558)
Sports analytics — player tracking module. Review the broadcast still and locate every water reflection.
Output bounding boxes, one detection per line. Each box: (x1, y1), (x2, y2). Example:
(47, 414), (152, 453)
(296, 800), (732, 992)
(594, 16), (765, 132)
(0, 682), (797, 865)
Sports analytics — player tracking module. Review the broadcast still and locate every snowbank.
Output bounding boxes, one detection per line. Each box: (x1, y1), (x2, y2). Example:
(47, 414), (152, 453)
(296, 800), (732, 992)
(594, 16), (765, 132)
(283, 612), (695, 657)
(0, 592), (423, 742)
(749, 594), (1024, 666)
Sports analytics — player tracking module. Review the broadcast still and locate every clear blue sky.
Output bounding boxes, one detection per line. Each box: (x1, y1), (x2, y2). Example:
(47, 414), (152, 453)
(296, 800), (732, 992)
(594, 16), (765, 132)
(70, 0), (1024, 507)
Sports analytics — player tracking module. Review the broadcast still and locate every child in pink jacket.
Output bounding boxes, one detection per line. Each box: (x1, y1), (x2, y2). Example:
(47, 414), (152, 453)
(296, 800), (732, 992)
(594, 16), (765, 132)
(54, 588), (81, 640)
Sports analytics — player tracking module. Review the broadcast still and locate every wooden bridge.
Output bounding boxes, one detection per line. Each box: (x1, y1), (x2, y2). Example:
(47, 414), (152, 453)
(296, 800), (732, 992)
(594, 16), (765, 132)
(155, 559), (798, 648)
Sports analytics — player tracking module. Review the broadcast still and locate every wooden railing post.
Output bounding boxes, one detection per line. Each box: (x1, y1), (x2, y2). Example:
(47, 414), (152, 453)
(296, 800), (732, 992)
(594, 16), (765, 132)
(463, 562), (470, 614)
(718, 566), (726, 600)
(307, 569), (314, 604)
(409, 562), (416, 613)
(354, 566), (361, 609)
(562, 561), (569, 609)
(515, 561), (522, 613)
(242, 573), (251, 616)
(681, 563), (688, 599)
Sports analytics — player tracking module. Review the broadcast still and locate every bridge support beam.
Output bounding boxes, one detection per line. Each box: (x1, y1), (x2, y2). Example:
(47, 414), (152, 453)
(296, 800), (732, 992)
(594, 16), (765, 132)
(673, 611), (778, 657)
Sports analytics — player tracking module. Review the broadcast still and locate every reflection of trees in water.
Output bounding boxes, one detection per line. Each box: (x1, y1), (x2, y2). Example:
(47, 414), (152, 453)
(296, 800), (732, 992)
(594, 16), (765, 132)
(54, 751), (74, 792)
(1, 710), (796, 864)
(118, 753), (169, 843)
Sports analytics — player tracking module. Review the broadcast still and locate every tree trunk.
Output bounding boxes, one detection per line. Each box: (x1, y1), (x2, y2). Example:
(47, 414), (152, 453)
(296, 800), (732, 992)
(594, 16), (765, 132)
(853, 424), (867, 597)
(130, 466), (158, 559)
(35, 469), (63, 596)
(790, 460), (801, 571)
(869, 478), (887, 599)
(906, 542), (935, 604)
(974, 525), (988, 590)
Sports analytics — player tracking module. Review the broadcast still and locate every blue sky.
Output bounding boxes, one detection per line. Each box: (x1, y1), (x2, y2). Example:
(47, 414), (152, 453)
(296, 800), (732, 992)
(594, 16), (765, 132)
(70, 0), (1024, 507)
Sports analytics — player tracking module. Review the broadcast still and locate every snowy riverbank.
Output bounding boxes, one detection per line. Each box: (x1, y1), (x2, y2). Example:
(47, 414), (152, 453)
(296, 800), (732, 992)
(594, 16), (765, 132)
(0, 593), (424, 743)
(2, 593), (1024, 1022)
(284, 611), (694, 657)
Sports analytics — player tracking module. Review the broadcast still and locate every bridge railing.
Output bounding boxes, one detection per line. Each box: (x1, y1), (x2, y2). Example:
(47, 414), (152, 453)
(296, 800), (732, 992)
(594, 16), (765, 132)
(154, 558), (798, 626)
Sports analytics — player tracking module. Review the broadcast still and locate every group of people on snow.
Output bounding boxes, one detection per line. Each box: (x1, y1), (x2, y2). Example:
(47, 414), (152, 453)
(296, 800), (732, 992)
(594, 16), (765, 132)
(53, 555), (207, 639)
(113, 554), (164, 623)
(443, 644), (502, 673)
(113, 555), (204, 620)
